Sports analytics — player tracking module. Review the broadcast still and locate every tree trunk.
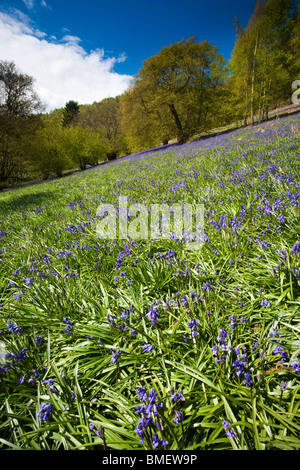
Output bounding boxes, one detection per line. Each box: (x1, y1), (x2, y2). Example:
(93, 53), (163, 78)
(168, 103), (187, 144)
(250, 34), (258, 125)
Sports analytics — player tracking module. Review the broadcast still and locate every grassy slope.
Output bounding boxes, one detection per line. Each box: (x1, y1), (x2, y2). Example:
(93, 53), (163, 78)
(0, 113), (300, 450)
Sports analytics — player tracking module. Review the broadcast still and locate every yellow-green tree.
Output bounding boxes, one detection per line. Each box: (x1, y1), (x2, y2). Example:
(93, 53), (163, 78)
(26, 115), (72, 179)
(62, 125), (108, 169)
(120, 37), (228, 148)
(229, 0), (298, 124)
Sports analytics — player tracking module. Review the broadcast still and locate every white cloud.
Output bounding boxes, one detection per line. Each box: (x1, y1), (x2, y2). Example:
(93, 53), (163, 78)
(22, 0), (35, 9)
(0, 11), (133, 111)
(22, 0), (51, 11)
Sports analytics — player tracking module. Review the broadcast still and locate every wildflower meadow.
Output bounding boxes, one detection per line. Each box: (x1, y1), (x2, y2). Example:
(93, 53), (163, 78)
(0, 113), (300, 451)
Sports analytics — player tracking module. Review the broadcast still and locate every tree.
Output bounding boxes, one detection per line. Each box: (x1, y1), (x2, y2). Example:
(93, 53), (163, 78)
(0, 61), (43, 186)
(61, 100), (80, 127)
(287, 1), (300, 80)
(26, 115), (72, 179)
(120, 37), (228, 146)
(62, 125), (108, 170)
(79, 97), (129, 159)
(229, 0), (297, 124)
(120, 81), (172, 152)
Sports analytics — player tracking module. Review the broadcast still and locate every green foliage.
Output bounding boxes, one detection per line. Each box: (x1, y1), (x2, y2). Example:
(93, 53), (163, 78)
(0, 61), (43, 184)
(0, 114), (299, 450)
(79, 97), (130, 158)
(229, 0), (298, 125)
(120, 37), (228, 147)
(26, 116), (73, 179)
(62, 125), (108, 169)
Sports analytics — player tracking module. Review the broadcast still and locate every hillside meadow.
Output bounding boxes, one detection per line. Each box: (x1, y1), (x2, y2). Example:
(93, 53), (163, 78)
(0, 113), (300, 450)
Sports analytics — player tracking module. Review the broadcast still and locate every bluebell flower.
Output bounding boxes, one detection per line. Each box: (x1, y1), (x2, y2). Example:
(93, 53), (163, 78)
(62, 317), (73, 335)
(222, 419), (230, 429)
(147, 388), (158, 404)
(110, 348), (120, 364)
(137, 386), (147, 402)
(173, 411), (183, 423)
(232, 358), (247, 377)
(7, 321), (23, 335)
(14, 348), (28, 363)
(170, 387), (185, 402)
(291, 362), (300, 374)
(37, 402), (53, 422)
(135, 416), (153, 444)
(243, 372), (253, 387)
(34, 335), (45, 344)
(152, 432), (167, 449)
(226, 428), (237, 438)
(188, 318), (199, 337)
(142, 344), (154, 353)
(291, 241), (300, 255)
(273, 345), (288, 360)
(222, 419), (236, 437)
(229, 315), (237, 330)
(280, 381), (287, 391)
(146, 303), (161, 325)
(17, 373), (27, 385)
(22, 277), (34, 286)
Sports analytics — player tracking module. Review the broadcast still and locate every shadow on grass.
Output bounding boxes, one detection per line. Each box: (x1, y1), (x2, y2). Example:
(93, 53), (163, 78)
(0, 188), (60, 219)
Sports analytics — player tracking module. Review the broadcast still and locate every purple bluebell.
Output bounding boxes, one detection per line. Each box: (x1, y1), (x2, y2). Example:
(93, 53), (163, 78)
(142, 344), (154, 353)
(34, 335), (45, 344)
(7, 321), (23, 335)
(17, 374), (27, 385)
(37, 402), (53, 422)
(146, 303), (161, 325)
(14, 348), (28, 363)
(62, 317), (73, 335)
(110, 348), (120, 364)
(170, 387), (185, 402)
(173, 411), (183, 423)
(291, 362), (300, 374)
(243, 372), (253, 387)
(280, 381), (287, 391)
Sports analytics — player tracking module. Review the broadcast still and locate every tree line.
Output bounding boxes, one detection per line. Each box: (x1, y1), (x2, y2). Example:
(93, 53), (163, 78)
(0, 0), (299, 188)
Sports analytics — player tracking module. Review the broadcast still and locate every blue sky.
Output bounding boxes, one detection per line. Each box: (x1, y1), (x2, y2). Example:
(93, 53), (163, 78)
(0, 0), (257, 110)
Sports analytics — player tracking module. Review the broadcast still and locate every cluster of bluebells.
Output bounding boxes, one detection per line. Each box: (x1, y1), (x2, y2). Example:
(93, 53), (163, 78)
(222, 419), (237, 439)
(187, 318), (199, 338)
(110, 348), (121, 365)
(0, 347), (28, 377)
(291, 241), (300, 255)
(107, 306), (136, 335)
(62, 317), (73, 335)
(170, 386), (185, 424)
(7, 321), (23, 335)
(37, 402), (53, 422)
(134, 387), (168, 449)
(142, 343), (154, 353)
(269, 328), (300, 373)
(211, 327), (231, 364)
(269, 329), (288, 362)
(145, 303), (161, 326)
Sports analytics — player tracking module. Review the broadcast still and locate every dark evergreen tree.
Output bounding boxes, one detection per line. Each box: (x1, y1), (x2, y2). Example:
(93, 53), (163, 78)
(61, 100), (80, 127)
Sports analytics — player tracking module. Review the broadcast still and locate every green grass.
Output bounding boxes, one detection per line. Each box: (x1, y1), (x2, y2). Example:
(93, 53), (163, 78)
(0, 114), (300, 450)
